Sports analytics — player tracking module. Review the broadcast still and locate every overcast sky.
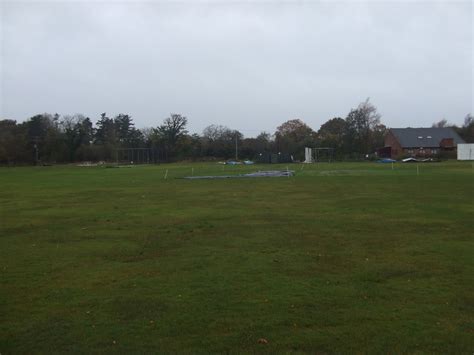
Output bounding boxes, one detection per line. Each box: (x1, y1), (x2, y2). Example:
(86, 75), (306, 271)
(0, 0), (472, 136)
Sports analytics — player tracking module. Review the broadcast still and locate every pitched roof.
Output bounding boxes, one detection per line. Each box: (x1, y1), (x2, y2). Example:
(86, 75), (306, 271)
(389, 127), (465, 148)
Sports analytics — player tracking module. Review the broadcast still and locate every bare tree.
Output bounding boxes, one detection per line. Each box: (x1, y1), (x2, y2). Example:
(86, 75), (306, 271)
(345, 98), (382, 155)
(432, 119), (449, 128)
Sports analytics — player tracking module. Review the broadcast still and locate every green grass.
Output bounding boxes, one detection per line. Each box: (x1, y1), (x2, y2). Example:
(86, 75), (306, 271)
(1, 161), (473, 353)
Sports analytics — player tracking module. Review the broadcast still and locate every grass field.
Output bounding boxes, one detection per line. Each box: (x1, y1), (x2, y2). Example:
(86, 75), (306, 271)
(1, 161), (473, 353)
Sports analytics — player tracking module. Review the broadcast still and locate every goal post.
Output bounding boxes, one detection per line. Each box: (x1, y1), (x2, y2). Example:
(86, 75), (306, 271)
(304, 147), (335, 163)
(115, 147), (160, 164)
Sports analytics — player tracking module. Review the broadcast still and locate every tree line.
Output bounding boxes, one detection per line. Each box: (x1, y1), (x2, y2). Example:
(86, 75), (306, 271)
(1, 99), (472, 165)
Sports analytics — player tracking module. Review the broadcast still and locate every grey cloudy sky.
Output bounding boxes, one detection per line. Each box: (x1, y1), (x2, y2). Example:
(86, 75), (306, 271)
(1, 0), (472, 136)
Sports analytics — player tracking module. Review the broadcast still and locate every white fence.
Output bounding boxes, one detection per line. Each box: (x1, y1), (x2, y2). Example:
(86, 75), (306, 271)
(457, 144), (474, 160)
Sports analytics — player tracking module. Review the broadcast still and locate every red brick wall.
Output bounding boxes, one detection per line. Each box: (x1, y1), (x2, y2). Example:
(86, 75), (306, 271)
(384, 131), (403, 158)
(440, 138), (454, 148)
(403, 148), (439, 157)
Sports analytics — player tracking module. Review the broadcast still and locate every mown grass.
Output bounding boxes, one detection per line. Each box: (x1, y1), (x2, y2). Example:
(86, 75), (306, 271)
(0, 161), (473, 353)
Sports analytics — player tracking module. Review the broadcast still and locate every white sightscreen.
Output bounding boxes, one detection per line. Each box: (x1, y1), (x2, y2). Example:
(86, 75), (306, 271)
(304, 147), (313, 163)
(457, 144), (474, 160)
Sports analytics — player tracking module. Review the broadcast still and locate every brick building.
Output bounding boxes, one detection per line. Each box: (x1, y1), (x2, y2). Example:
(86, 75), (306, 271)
(380, 127), (465, 159)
